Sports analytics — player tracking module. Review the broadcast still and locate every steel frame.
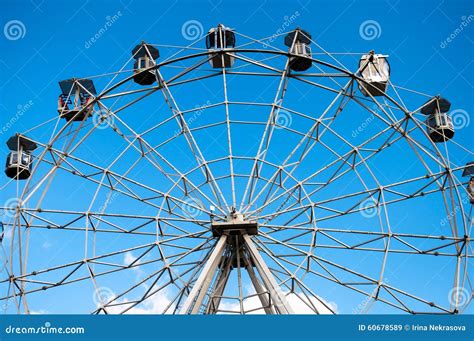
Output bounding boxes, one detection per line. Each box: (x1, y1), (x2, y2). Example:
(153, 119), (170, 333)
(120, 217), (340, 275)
(0, 28), (472, 315)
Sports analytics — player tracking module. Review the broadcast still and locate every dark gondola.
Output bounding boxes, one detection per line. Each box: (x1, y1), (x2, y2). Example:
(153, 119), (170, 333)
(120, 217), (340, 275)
(57, 78), (96, 122)
(132, 42), (160, 85)
(5, 134), (37, 180)
(420, 96), (454, 142)
(206, 24), (236, 68)
(284, 29), (312, 72)
(462, 162), (474, 204)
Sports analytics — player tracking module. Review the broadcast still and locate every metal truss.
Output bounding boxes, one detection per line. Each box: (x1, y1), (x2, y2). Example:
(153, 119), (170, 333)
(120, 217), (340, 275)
(0, 27), (472, 315)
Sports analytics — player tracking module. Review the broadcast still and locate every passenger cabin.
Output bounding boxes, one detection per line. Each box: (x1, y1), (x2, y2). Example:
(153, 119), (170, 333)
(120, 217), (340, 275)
(206, 24), (236, 68)
(420, 96), (454, 143)
(358, 52), (390, 97)
(462, 162), (474, 204)
(132, 42), (159, 85)
(57, 78), (96, 122)
(284, 29), (312, 72)
(5, 134), (37, 180)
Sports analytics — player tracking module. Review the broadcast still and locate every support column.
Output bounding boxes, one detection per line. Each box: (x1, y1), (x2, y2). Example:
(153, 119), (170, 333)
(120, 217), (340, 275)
(243, 253), (275, 314)
(179, 235), (227, 314)
(242, 234), (294, 314)
(179, 232), (294, 314)
(205, 251), (233, 314)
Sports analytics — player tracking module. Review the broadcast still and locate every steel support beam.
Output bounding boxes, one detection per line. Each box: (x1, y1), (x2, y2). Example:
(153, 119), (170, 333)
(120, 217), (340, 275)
(180, 233), (294, 314)
(243, 234), (294, 314)
(244, 253), (276, 314)
(179, 235), (228, 314)
(205, 251), (233, 314)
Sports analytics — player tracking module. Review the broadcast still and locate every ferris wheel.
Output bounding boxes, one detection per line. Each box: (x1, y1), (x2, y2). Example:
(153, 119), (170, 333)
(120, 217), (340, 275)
(0, 24), (472, 315)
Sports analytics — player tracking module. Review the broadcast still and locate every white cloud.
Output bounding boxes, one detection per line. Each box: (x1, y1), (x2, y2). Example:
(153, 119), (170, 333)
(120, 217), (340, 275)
(99, 263), (338, 315)
(217, 292), (337, 314)
(123, 251), (144, 279)
(124, 251), (137, 265)
(124, 290), (173, 314)
(0, 225), (13, 242)
(101, 288), (337, 315)
(100, 285), (175, 314)
(30, 309), (49, 314)
(287, 293), (337, 314)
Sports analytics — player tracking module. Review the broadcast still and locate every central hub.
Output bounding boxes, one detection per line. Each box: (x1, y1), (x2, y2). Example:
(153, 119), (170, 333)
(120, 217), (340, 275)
(211, 209), (258, 237)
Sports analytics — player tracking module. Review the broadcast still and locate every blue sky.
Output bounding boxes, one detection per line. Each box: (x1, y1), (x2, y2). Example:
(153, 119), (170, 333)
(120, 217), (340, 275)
(0, 0), (473, 315)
